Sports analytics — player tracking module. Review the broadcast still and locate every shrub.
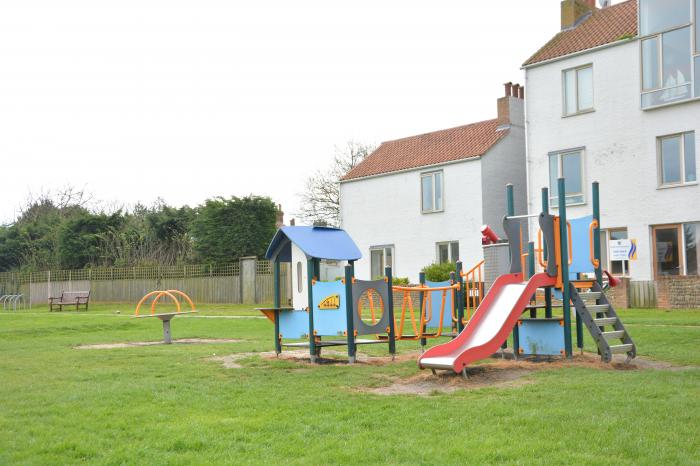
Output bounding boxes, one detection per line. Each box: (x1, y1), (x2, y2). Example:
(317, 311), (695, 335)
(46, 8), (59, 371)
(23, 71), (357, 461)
(421, 262), (456, 282)
(392, 277), (410, 286)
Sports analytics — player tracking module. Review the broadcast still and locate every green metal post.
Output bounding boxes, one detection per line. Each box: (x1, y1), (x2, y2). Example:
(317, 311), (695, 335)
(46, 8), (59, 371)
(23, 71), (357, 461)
(344, 264), (356, 363)
(455, 261), (465, 333)
(385, 266), (396, 356)
(419, 272), (427, 349)
(313, 259), (320, 282)
(349, 260), (355, 276)
(307, 259), (317, 362)
(528, 241), (536, 318)
(558, 178), (573, 358)
(506, 183), (515, 216)
(542, 187), (553, 319)
(273, 258), (282, 354)
(592, 181), (603, 286)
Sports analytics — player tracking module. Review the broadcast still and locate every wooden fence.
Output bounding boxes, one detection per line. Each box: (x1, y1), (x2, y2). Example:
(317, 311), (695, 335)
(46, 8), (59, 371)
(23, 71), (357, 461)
(628, 280), (657, 308)
(0, 259), (290, 306)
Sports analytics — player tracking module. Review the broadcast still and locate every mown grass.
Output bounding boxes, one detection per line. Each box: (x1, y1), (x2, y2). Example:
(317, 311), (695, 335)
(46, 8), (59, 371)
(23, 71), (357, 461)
(0, 305), (698, 465)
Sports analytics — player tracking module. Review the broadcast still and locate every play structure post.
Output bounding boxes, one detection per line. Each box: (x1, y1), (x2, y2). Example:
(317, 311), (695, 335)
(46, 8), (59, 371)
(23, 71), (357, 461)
(273, 259), (282, 354)
(344, 264), (356, 363)
(307, 259), (317, 362)
(592, 181), (603, 286)
(419, 272), (427, 348)
(542, 187), (553, 319)
(385, 266), (396, 356)
(558, 178), (573, 358)
(506, 183), (515, 217)
(528, 241), (536, 318)
(455, 261), (465, 333)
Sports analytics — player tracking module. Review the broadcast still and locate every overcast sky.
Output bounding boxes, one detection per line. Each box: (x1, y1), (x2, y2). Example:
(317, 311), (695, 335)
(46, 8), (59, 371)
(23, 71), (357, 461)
(0, 1), (615, 224)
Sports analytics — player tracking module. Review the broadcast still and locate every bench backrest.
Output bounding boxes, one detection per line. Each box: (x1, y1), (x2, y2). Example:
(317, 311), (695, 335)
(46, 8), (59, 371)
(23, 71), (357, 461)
(61, 291), (90, 301)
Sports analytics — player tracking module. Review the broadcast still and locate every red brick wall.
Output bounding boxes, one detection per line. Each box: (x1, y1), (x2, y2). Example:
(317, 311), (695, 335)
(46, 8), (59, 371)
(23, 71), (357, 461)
(606, 277), (629, 309)
(656, 276), (700, 309)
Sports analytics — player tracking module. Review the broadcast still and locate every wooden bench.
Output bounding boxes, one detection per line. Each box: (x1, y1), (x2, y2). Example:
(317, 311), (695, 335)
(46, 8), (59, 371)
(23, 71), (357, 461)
(49, 291), (90, 312)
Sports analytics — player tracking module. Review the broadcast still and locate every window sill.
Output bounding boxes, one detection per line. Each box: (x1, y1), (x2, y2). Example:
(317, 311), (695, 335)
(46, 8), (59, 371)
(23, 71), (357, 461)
(421, 209), (444, 215)
(657, 182), (698, 190)
(549, 201), (587, 209)
(562, 108), (595, 118)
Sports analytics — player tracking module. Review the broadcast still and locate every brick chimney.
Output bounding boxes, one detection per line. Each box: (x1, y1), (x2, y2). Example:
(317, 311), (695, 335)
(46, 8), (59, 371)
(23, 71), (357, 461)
(497, 82), (525, 128)
(275, 204), (284, 228)
(561, 0), (595, 30)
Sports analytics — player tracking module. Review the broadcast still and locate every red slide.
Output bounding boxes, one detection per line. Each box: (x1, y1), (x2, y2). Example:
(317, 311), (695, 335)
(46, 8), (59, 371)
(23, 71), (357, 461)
(418, 272), (557, 373)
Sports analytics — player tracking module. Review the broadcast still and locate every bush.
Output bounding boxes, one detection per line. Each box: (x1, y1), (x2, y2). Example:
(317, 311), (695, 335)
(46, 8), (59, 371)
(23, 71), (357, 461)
(421, 262), (456, 282)
(392, 277), (409, 286)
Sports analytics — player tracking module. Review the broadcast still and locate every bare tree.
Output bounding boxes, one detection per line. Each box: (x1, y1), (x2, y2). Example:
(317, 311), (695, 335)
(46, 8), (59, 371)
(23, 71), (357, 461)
(297, 140), (374, 227)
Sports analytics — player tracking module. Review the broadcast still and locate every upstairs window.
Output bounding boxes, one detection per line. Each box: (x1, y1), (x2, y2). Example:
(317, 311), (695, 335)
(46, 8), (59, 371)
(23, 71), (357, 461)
(639, 0), (695, 108)
(563, 65), (594, 115)
(421, 171), (444, 213)
(549, 149), (585, 205)
(658, 131), (697, 186)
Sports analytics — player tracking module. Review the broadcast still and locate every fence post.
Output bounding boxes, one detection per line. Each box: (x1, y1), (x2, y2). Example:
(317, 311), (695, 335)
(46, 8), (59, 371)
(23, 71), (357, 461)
(239, 256), (257, 304)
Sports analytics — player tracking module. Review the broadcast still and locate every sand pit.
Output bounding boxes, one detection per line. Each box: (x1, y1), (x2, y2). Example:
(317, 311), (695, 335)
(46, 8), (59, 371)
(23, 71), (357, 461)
(75, 338), (242, 349)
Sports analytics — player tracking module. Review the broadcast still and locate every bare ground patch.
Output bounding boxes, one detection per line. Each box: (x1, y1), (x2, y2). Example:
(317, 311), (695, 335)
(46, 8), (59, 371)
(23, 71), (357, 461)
(75, 338), (242, 349)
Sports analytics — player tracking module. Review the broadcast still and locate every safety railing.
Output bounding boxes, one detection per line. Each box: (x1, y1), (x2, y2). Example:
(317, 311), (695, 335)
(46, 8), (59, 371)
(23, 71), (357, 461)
(460, 260), (484, 322)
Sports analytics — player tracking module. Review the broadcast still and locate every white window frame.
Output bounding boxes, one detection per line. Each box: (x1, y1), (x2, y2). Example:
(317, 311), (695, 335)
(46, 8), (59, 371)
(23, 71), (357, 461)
(548, 148), (586, 207)
(603, 228), (631, 277)
(420, 170), (444, 214)
(562, 64), (594, 116)
(436, 241), (459, 264)
(657, 131), (697, 187)
(638, 0), (697, 109)
(369, 245), (395, 279)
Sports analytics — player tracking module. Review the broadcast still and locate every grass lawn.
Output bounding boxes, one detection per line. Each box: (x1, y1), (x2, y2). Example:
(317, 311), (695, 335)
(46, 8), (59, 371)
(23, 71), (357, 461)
(0, 304), (698, 464)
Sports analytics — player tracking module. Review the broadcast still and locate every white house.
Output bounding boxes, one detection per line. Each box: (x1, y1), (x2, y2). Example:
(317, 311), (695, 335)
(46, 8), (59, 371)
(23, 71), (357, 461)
(339, 89), (527, 281)
(523, 0), (700, 283)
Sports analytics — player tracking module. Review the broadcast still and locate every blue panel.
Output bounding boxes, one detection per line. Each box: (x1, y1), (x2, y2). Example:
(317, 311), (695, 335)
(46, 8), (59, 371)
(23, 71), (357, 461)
(425, 280), (454, 328)
(312, 280), (347, 336)
(265, 226), (362, 261)
(569, 215), (594, 279)
(518, 319), (565, 356)
(279, 310), (310, 339)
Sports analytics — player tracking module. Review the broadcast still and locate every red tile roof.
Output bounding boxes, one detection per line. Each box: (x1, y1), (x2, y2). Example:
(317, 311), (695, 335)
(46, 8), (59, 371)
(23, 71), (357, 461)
(342, 119), (508, 181)
(523, 0), (637, 67)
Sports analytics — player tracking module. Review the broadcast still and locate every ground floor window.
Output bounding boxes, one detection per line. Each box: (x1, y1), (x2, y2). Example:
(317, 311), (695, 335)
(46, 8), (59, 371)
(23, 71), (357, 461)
(436, 241), (459, 264)
(370, 245), (394, 279)
(652, 223), (700, 277)
(600, 228), (630, 276)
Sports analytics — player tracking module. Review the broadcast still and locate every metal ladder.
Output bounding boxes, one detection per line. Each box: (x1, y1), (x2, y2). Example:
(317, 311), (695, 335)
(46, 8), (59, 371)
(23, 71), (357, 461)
(569, 281), (636, 363)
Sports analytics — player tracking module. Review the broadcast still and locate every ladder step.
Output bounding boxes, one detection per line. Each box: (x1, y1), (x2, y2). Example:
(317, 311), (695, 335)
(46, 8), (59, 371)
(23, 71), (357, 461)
(609, 343), (634, 354)
(593, 317), (618, 326)
(578, 292), (602, 300)
(602, 330), (625, 340)
(588, 304), (610, 313)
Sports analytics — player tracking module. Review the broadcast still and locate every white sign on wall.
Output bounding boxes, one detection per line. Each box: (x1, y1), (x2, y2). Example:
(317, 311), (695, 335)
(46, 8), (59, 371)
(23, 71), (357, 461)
(609, 239), (637, 261)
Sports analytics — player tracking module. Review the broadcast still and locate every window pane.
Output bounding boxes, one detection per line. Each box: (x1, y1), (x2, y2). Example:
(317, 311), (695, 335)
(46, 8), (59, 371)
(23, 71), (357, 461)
(564, 69), (576, 114)
(685, 223), (699, 276)
(450, 242), (459, 262)
(438, 244), (448, 264)
(661, 136), (682, 184)
(577, 67), (593, 110)
(697, 0), (700, 52)
(640, 0), (690, 36)
(421, 175), (433, 212)
(549, 154), (559, 200)
(371, 249), (383, 279)
(695, 57), (700, 98)
(642, 83), (692, 107)
(385, 247), (393, 268)
(434, 172), (443, 210)
(685, 132), (697, 182)
(609, 229), (628, 240)
(662, 27), (691, 88)
(654, 227), (681, 276)
(642, 38), (660, 90)
(296, 262), (303, 293)
(562, 151), (583, 196)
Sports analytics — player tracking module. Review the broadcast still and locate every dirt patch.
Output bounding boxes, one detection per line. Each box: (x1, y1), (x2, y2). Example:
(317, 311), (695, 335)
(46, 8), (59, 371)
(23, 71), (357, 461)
(75, 338), (242, 349)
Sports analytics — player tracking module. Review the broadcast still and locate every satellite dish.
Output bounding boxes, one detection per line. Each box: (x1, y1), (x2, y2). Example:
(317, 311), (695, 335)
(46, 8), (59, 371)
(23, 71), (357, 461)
(598, 0), (611, 7)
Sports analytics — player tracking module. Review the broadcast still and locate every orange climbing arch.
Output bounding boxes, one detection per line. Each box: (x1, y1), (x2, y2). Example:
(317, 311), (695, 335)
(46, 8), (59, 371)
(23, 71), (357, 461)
(134, 289), (196, 316)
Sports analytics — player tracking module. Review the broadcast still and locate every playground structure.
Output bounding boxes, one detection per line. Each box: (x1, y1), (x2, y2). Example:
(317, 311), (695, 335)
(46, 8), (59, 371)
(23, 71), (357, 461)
(418, 178), (636, 374)
(133, 290), (197, 344)
(1, 294), (24, 311)
(260, 226), (481, 362)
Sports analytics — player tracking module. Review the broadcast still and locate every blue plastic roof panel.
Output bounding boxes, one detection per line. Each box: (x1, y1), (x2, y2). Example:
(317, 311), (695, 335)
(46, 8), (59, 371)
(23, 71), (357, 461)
(265, 226), (362, 262)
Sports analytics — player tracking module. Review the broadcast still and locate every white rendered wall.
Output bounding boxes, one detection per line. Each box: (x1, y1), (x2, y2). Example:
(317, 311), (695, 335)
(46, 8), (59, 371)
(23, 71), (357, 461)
(340, 159), (484, 282)
(525, 40), (700, 281)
